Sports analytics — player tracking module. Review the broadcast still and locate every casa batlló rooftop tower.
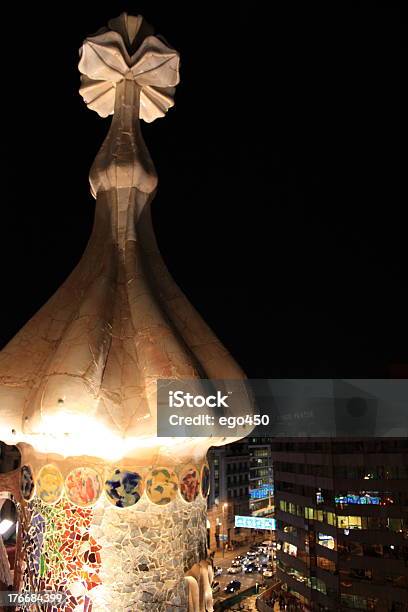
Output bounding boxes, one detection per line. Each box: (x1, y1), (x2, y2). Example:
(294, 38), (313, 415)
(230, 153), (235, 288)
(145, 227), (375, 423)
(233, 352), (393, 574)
(0, 13), (250, 611)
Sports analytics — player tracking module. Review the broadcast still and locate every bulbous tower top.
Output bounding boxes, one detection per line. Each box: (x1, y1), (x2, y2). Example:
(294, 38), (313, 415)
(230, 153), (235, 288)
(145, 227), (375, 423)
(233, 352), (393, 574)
(0, 13), (252, 465)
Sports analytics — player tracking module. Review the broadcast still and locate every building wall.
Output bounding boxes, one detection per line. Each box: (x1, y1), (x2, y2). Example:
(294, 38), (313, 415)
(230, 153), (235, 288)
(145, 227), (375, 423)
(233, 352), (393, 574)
(207, 438), (276, 548)
(207, 442), (250, 547)
(248, 437), (274, 516)
(272, 438), (408, 611)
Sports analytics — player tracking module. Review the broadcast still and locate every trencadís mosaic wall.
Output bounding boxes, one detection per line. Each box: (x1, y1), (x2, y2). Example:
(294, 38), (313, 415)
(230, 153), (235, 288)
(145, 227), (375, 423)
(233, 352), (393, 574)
(17, 462), (210, 611)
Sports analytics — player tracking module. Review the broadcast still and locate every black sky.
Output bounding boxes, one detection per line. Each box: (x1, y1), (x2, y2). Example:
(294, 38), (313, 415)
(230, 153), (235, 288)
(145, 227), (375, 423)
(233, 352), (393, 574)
(1, 2), (407, 379)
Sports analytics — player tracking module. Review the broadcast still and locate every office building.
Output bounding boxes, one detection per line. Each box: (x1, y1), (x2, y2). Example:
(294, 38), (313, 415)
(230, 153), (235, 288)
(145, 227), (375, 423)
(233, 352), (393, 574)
(248, 437), (274, 516)
(272, 438), (408, 611)
(207, 441), (250, 547)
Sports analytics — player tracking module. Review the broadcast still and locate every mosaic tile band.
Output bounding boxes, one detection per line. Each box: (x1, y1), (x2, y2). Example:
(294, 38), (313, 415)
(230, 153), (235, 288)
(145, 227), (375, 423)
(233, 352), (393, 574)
(23, 463), (210, 509)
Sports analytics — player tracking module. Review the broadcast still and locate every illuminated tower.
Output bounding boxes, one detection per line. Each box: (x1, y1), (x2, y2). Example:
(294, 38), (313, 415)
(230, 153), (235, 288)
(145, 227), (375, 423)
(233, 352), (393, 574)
(0, 13), (251, 611)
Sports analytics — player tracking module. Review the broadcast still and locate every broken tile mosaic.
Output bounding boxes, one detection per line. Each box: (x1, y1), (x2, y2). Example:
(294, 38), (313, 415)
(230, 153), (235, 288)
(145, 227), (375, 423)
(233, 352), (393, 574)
(104, 468), (143, 508)
(146, 467), (178, 505)
(65, 467), (102, 507)
(19, 494), (101, 611)
(180, 466), (199, 502)
(36, 464), (64, 505)
(20, 465), (35, 501)
(200, 464), (210, 498)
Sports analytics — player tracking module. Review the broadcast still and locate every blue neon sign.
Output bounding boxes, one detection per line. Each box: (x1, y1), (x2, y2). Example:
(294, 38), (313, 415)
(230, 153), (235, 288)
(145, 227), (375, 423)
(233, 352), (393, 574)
(250, 484), (274, 500)
(235, 515), (276, 530)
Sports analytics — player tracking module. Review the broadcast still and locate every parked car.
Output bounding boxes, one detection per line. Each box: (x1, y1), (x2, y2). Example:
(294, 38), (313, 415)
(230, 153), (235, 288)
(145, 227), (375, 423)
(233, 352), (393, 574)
(231, 559), (242, 567)
(211, 581), (220, 594)
(234, 555), (245, 561)
(224, 580), (241, 593)
(214, 566), (222, 576)
(263, 570), (274, 578)
(227, 565), (241, 574)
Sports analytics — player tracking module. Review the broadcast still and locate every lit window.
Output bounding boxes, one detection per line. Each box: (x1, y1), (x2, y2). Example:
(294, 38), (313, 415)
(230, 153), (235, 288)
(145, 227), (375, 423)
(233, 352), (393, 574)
(318, 533), (336, 550)
(304, 507), (315, 520)
(337, 516), (363, 530)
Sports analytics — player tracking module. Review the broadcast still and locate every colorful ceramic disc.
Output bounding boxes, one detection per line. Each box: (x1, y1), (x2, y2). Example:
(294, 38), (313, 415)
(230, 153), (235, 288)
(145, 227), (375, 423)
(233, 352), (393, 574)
(36, 464), (64, 505)
(105, 469), (143, 508)
(65, 467), (102, 507)
(179, 466), (200, 502)
(201, 464), (210, 497)
(20, 465), (35, 501)
(146, 467), (178, 505)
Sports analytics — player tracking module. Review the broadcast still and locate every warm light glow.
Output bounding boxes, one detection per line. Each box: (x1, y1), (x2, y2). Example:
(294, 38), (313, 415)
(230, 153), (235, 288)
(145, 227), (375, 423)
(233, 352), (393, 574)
(1, 411), (195, 461)
(0, 519), (13, 535)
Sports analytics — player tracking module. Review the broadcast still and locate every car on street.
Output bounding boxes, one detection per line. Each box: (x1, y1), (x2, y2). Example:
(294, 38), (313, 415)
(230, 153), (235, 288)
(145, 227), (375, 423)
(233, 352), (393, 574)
(224, 580), (241, 593)
(231, 559), (242, 567)
(227, 565), (241, 574)
(244, 562), (260, 573)
(263, 570), (274, 578)
(246, 551), (257, 559)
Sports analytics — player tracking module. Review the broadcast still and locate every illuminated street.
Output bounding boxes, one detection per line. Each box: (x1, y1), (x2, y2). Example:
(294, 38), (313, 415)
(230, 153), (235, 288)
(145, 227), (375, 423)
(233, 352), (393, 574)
(211, 541), (276, 603)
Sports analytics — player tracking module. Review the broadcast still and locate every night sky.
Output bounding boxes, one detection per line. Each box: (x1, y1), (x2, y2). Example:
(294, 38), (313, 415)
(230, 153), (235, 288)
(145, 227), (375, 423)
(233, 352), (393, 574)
(1, 2), (407, 379)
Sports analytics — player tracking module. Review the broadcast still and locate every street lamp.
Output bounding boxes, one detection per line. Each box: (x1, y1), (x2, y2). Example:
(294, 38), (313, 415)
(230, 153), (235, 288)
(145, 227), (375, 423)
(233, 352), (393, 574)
(222, 503), (228, 557)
